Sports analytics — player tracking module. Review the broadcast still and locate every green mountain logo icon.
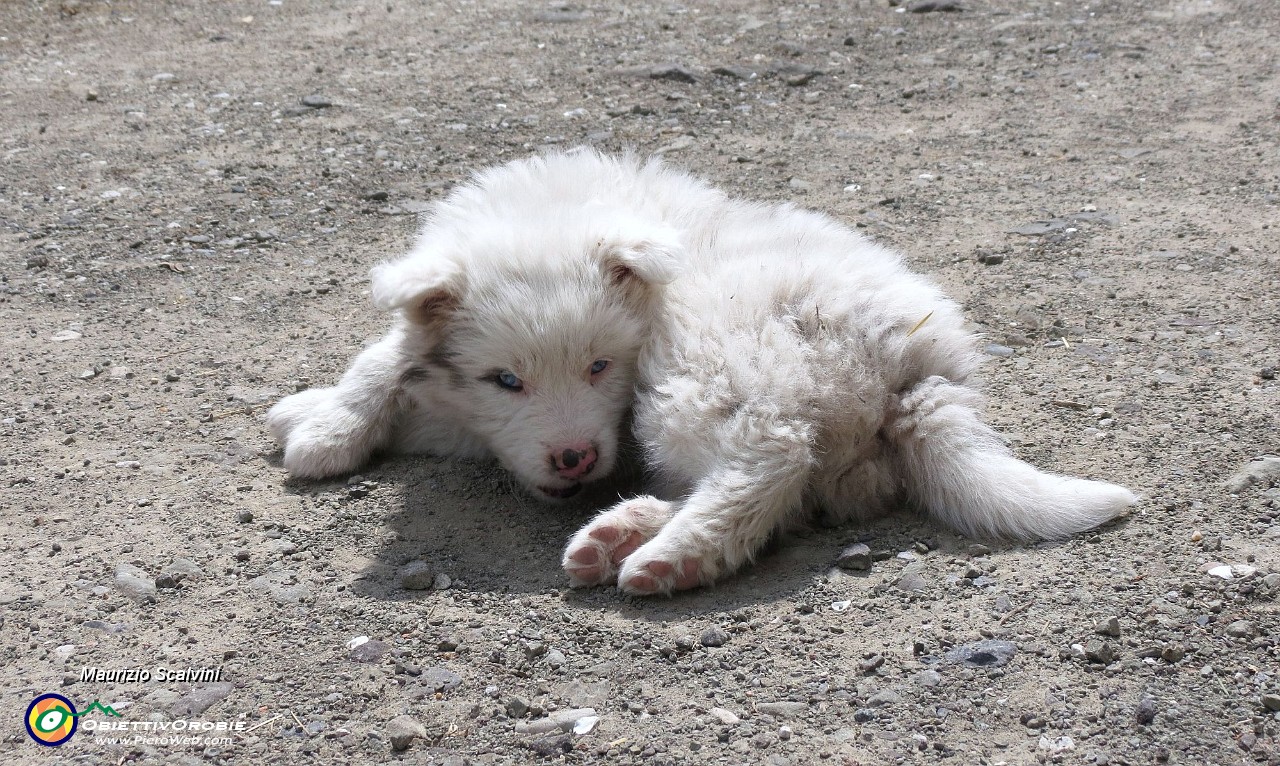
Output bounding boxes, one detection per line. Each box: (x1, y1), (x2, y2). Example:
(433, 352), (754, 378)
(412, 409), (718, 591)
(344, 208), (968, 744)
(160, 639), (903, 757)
(72, 701), (123, 718)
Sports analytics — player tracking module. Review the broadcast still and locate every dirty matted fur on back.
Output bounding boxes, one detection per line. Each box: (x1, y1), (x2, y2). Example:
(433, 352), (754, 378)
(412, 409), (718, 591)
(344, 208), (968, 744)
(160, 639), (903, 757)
(267, 150), (1137, 596)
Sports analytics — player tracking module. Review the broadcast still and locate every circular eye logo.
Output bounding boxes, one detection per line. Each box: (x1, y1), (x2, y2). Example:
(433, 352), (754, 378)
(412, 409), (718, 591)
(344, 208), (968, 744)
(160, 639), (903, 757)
(25, 694), (78, 746)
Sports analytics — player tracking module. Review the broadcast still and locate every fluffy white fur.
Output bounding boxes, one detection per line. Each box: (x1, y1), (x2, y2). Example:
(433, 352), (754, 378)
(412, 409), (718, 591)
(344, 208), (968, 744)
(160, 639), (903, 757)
(267, 149), (1137, 595)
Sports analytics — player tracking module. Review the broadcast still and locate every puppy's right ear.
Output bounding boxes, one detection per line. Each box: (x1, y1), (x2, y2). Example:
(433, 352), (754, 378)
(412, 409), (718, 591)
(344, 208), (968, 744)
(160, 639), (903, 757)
(369, 257), (463, 328)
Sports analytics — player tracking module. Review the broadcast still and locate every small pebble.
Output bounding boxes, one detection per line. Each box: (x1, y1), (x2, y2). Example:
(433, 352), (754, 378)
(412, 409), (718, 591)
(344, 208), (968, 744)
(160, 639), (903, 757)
(755, 701), (808, 718)
(1135, 697), (1157, 725)
(946, 640), (1017, 668)
(386, 715), (426, 752)
(836, 542), (872, 571)
(114, 563), (157, 603)
(709, 707), (739, 725)
(866, 689), (901, 707)
(506, 696), (530, 718)
(700, 627), (729, 647)
(1094, 616), (1121, 637)
(419, 666), (462, 692)
(398, 560), (436, 590)
(1225, 619), (1255, 638)
(915, 670), (942, 687)
(348, 638), (389, 663)
(1083, 640), (1117, 665)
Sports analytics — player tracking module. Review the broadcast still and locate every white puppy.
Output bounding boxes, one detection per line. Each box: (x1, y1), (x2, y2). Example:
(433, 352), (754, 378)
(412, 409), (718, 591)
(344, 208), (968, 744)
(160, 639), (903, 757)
(267, 150), (1136, 595)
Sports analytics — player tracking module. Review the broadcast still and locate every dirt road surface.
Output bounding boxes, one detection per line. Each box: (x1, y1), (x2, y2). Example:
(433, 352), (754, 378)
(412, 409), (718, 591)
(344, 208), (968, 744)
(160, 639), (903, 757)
(1, 1), (1278, 763)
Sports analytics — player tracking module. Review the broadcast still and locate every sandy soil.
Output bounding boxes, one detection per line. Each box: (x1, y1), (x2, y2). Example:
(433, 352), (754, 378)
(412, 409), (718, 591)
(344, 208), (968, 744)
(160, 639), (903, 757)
(1, 0), (1278, 764)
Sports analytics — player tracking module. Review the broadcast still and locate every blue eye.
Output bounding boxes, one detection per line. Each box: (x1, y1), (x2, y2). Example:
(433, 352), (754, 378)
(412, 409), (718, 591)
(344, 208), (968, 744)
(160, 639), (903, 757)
(494, 371), (523, 391)
(589, 359), (610, 375)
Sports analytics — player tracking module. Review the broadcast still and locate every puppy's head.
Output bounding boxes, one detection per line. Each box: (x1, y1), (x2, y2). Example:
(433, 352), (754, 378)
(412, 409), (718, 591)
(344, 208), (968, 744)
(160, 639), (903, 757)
(371, 216), (680, 501)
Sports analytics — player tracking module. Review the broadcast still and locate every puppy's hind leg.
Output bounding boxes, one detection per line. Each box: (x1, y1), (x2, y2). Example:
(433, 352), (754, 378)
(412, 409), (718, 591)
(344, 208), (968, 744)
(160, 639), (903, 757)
(267, 326), (412, 479)
(888, 376), (1136, 541)
(616, 415), (816, 595)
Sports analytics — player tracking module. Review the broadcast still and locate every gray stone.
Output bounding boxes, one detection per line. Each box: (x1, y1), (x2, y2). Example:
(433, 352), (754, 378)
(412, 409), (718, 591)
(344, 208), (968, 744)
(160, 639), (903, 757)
(648, 64), (698, 83)
(836, 542), (872, 571)
(708, 707), (739, 725)
(561, 679), (608, 708)
(700, 627), (729, 647)
(860, 654), (885, 674)
(896, 571), (928, 592)
(114, 563), (157, 603)
(1094, 616), (1121, 637)
(867, 689), (902, 706)
(1226, 456), (1280, 492)
(755, 701), (808, 718)
(908, 0), (965, 11)
(386, 715), (427, 751)
(505, 696), (529, 718)
(158, 558), (203, 588)
(249, 571), (311, 604)
(171, 683), (234, 717)
(1084, 640), (1117, 665)
(417, 666), (463, 696)
(514, 707), (597, 735)
(1135, 697), (1157, 725)
(915, 670), (942, 687)
(1262, 694), (1280, 712)
(300, 94), (332, 108)
(348, 638), (390, 663)
(1225, 619), (1256, 638)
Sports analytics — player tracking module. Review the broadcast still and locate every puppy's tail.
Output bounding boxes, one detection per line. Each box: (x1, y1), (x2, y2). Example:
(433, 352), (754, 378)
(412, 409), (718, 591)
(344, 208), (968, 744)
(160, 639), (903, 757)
(887, 376), (1136, 541)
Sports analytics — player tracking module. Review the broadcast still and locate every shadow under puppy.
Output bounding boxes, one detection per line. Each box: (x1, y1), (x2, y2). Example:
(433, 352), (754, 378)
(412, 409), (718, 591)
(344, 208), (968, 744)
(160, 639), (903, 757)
(268, 150), (1136, 596)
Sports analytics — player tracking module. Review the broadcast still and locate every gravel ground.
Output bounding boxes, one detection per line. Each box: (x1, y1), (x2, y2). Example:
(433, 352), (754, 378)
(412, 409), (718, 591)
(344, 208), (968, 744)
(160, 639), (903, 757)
(1, 1), (1278, 764)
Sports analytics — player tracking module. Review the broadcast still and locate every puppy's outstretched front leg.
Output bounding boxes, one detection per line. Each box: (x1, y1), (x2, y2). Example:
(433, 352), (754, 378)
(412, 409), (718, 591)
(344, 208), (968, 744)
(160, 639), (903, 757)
(615, 416), (816, 595)
(563, 496), (676, 587)
(267, 326), (411, 478)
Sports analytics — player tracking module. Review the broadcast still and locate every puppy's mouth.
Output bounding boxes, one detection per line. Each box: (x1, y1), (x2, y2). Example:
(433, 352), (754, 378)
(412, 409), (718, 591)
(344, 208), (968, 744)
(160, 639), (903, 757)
(538, 483), (582, 500)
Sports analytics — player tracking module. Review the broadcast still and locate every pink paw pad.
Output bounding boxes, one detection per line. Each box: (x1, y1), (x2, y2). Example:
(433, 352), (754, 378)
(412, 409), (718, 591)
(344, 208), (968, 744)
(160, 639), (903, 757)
(623, 559), (702, 594)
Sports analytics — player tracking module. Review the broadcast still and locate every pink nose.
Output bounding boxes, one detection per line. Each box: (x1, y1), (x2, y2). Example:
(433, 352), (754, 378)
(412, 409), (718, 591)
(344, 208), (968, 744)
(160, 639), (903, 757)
(551, 443), (598, 479)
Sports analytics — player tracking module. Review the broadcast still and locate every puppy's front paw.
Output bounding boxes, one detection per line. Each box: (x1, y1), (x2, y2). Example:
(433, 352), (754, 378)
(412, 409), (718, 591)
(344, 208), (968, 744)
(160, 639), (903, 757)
(267, 389), (373, 479)
(616, 528), (723, 596)
(562, 497), (674, 587)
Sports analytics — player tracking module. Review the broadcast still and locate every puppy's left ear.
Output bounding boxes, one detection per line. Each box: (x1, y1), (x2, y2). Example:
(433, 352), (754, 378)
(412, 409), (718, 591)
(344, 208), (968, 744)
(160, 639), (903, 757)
(596, 224), (684, 290)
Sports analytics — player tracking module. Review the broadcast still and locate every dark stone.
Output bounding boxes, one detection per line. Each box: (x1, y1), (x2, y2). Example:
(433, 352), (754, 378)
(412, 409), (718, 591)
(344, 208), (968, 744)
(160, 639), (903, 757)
(524, 734), (573, 756)
(945, 640), (1017, 668)
(648, 65), (698, 83)
(908, 0), (965, 11)
(1135, 697), (1157, 725)
(349, 639), (390, 663)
